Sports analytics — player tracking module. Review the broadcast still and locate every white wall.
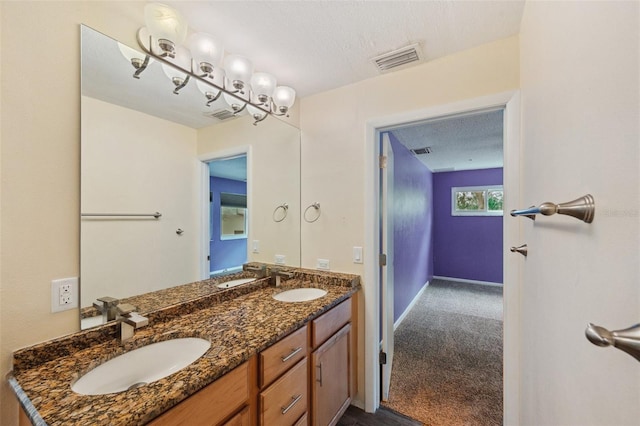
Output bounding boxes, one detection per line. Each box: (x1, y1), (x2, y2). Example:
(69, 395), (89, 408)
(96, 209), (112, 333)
(519, 1), (639, 424)
(81, 96), (200, 307)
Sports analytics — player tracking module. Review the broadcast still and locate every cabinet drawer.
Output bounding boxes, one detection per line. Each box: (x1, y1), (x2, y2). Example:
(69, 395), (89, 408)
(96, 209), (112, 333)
(260, 358), (308, 426)
(148, 360), (249, 426)
(312, 299), (351, 348)
(260, 324), (308, 388)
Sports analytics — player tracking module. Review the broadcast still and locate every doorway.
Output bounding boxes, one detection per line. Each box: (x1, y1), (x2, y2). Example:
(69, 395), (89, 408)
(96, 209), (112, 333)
(198, 147), (251, 281)
(379, 109), (505, 423)
(363, 91), (521, 423)
(207, 154), (248, 276)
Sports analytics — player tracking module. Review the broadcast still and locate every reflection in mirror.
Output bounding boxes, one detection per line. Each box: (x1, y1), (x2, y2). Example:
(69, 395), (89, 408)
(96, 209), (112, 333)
(80, 25), (300, 329)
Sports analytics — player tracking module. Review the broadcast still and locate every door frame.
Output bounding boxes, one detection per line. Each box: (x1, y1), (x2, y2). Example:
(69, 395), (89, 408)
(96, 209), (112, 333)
(198, 145), (252, 280)
(362, 90), (521, 424)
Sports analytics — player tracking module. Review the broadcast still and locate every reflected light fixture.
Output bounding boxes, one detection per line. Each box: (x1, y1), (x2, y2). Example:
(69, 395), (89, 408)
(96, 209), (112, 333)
(162, 46), (191, 94)
(117, 42), (154, 79)
(223, 92), (248, 114)
(196, 76), (222, 106)
(135, 2), (296, 125)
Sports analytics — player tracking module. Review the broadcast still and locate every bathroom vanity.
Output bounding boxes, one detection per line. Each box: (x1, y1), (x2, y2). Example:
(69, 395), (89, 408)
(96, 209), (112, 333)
(9, 268), (359, 426)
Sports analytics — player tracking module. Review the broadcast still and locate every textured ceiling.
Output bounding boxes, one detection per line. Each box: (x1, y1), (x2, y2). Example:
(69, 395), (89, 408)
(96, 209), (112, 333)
(389, 109), (504, 172)
(174, 1), (526, 97)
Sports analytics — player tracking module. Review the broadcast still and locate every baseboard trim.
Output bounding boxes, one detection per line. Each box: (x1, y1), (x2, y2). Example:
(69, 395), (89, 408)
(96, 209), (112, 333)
(393, 281), (429, 330)
(433, 275), (503, 287)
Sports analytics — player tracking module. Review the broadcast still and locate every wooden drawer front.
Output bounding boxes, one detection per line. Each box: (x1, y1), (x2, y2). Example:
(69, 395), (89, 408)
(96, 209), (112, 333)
(260, 358), (308, 426)
(293, 413), (308, 426)
(222, 406), (250, 426)
(148, 361), (249, 426)
(259, 325), (307, 389)
(260, 324), (308, 388)
(312, 298), (351, 348)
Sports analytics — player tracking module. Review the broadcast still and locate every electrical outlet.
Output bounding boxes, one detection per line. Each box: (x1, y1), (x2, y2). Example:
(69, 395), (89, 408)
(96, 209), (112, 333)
(275, 254), (286, 265)
(51, 277), (78, 313)
(317, 259), (330, 270)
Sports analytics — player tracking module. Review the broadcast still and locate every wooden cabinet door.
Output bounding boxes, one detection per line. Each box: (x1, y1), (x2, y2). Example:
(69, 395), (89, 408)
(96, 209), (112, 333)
(311, 323), (351, 426)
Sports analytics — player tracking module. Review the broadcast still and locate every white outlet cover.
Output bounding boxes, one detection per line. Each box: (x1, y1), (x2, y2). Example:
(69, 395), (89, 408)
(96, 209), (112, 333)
(275, 254), (286, 265)
(317, 259), (330, 270)
(51, 277), (79, 313)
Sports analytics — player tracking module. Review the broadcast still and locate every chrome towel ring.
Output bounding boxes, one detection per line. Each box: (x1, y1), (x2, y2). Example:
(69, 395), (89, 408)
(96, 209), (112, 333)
(304, 202), (321, 223)
(273, 203), (289, 222)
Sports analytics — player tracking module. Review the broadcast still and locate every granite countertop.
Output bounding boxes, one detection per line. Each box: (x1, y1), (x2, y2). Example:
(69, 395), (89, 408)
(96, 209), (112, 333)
(9, 269), (360, 425)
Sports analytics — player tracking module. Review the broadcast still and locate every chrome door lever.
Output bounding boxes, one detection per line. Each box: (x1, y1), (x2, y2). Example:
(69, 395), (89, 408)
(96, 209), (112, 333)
(510, 244), (528, 257)
(585, 323), (640, 362)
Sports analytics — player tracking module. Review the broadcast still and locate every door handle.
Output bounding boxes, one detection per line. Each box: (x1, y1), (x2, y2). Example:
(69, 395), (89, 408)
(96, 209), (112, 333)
(510, 244), (528, 257)
(585, 323), (640, 362)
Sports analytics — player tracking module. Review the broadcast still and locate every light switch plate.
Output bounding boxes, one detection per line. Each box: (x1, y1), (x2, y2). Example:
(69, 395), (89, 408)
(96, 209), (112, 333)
(252, 240), (260, 253)
(51, 277), (78, 313)
(353, 246), (363, 264)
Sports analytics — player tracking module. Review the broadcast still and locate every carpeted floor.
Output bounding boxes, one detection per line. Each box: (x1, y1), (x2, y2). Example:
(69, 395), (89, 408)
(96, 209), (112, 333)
(381, 279), (503, 426)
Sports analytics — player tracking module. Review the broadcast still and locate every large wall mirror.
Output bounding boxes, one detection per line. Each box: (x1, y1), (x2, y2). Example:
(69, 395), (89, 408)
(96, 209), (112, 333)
(80, 25), (301, 329)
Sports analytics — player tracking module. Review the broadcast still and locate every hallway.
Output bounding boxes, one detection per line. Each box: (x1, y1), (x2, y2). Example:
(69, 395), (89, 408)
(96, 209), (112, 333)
(382, 279), (503, 425)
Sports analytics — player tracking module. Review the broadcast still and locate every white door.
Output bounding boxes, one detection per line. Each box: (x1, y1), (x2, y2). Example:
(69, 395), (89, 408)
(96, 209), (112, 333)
(518, 2), (640, 424)
(380, 132), (395, 401)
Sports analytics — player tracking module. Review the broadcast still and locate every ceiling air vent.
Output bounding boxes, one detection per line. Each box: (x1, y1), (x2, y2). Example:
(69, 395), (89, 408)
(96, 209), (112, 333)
(208, 109), (237, 121)
(372, 43), (423, 73)
(411, 147), (433, 155)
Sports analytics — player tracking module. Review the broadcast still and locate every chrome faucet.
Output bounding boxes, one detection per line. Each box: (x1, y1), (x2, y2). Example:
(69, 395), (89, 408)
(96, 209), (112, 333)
(243, 263), (267, 278)
(93, 296), (120, 322)
(116, 303), (149, 344)
(271, 269), (295, 287)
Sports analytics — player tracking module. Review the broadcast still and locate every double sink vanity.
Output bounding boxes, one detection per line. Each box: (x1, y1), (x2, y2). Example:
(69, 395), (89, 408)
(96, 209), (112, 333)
(9, 265), (360, 425)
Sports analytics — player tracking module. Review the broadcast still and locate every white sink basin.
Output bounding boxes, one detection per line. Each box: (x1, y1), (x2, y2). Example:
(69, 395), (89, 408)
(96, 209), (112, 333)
(72, 338), (211, 395)
(273, 288), (328, 302)
(216, 278), (255, 289)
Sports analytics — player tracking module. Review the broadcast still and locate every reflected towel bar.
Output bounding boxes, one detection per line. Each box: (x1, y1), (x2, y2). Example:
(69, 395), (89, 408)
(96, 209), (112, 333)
(510, 194), (594, 223)
(81, 212), (162, 219)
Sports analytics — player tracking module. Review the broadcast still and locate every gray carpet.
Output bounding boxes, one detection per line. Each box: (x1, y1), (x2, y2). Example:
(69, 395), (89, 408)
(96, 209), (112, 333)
(381, 279), (503, 426)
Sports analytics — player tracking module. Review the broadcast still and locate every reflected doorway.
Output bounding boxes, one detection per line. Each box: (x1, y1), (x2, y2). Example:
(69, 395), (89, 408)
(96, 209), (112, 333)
(207, 154), (248, 276)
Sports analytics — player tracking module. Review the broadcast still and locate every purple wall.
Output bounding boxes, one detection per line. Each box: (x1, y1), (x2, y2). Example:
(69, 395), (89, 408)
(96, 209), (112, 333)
(210, 177), (247, 273)
(388, 133), (434, 322)
(433, 168), (503, 284)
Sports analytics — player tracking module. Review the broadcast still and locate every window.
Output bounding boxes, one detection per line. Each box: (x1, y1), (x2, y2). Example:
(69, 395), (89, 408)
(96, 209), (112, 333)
(220, 192), (248, 240)
(451, 185), (503, 216)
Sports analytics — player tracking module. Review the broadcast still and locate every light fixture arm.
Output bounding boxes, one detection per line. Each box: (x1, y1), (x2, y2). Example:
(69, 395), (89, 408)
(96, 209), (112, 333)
(132, 55), (151, 79)
(172, 75), (191, 95)
(205, 91), (223, 106)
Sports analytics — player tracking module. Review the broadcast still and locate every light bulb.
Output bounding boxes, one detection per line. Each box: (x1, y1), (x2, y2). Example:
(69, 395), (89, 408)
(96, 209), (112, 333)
(250, 72), (277, 104)
(144, 3), (188, 57)
(188, 32), (224, 77)
(223, 54), (253, 92)
(273, 86), (296, 114)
